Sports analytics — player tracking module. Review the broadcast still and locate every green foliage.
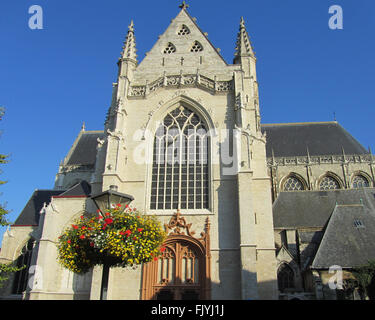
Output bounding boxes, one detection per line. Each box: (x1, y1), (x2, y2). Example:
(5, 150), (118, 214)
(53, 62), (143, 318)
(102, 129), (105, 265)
(57, 205), (166, 274)
(0, 263), (25, 288)
(352, 260), (375, 299)
(0, 107), (21, 287)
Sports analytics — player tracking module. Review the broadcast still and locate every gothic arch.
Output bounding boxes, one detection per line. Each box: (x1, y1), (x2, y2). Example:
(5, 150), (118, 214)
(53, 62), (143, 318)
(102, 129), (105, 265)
(350, 171), (373, 188)
(12, 238), (35, 294)
(280, 172), (308, 191)
(141, 211), (211, 300)
(145, 95), (216, 136)
(317, 172), (344, 190)
(277, 263), (295, 293)
(144, 96), (215, 213)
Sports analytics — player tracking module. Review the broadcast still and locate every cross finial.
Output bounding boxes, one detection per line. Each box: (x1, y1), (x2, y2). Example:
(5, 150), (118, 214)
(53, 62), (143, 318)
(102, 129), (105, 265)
(179, 1), (189, 9)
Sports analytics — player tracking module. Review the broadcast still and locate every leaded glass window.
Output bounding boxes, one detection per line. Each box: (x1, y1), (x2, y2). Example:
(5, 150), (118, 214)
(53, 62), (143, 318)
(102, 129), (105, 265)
(352, 175), (369, 188)
(283, 176), (304, 191)
(150, 106), (209, 210)
(319, 176), (340, 190)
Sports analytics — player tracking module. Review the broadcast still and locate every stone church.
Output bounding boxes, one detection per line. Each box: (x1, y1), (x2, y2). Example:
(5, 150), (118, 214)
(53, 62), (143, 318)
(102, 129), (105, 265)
(1, 3), (375, 300)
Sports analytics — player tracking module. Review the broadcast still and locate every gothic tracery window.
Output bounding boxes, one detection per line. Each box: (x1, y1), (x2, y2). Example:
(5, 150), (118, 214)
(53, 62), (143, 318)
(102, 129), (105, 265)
(178, 25), (190, 36)
(352, 175), (370, 188)
(150, 106), (209, 210)
(164, 42), (176, 54)
(319, 175), (341, 190)
(283, 176), (304, 191)
(190, 41), (203, 53)
(277, 263), (294, 293)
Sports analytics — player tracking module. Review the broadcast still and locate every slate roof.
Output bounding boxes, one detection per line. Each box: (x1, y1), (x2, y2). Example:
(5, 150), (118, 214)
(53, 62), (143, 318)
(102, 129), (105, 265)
(63, 130), (104, 166)
(261, 122), (368, 158)
(13, 190), (65, 226)
(59, 123), (368, 168)
(311, 204), (375, 269)
(13, 182), (93, 227)
(58, 180), (92, 197)
(273, 188), (375, 229)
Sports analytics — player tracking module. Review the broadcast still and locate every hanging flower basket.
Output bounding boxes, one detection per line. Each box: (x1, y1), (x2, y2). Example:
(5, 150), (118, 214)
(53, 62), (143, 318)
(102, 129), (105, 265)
(57, 205), (166, 274)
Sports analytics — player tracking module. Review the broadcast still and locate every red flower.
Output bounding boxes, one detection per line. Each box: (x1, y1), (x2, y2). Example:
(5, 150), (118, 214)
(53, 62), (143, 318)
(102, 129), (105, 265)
(80, 235), (85, 239)
(81, 226), (86, 230)
(72, 225), (78, 229)
(105, 212), (111, 216)
(67, 240), (71, 244)
(154, 257), (158, 261)
(125, 204), (129, 208)
(160, 247), (166, 253)
(137, 228), (143, 232)
(125, 229), (132, 237)
(96, 209), (101, 213)
(119, 231), (126, 236)
(89, 242), (94, 247)
(116, 203), (121, 207)
(104, 218), (113, 225)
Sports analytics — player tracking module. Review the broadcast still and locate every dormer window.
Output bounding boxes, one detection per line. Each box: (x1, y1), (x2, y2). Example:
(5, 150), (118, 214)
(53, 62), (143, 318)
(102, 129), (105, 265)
(190, 41), (203, 53)
(164, 43), (176, 54)
(178, 25), (190, 35)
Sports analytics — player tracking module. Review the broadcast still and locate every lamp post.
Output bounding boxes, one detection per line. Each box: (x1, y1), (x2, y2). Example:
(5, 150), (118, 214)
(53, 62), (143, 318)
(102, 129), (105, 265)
(90, 187), (134, 300)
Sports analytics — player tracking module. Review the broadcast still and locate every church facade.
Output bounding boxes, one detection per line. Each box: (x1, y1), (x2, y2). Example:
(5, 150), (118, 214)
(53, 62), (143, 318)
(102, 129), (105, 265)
(1, 4), (375, 300)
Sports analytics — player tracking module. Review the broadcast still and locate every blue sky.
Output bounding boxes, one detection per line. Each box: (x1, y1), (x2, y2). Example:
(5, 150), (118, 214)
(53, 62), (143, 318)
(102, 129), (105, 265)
(0, 0), (374, 246)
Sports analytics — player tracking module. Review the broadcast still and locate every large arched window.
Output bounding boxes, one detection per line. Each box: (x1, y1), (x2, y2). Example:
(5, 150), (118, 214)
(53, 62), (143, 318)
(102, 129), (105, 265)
(278, 263), (294, 293)
(12, 239), (35, 294)
(319, 175), (341, 190)
(352, 175), (370, 188)
(283, 175), (305, 191)
(150, 106), (209, 210)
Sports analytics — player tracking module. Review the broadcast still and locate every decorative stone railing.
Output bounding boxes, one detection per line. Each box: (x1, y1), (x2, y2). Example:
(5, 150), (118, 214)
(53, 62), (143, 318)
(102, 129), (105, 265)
(267, 154), (375, 166)
(128, 73), (233, 97)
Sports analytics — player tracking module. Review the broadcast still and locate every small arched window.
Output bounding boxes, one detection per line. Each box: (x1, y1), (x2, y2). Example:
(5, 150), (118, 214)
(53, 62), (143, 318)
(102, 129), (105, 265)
(190, 41), (203, 53)
(352, 175), (370, 188)
(178, 25), (190, 36)
(12, 239), (35, 294)
(319, 175), (341, 190)
(283, 176), (305, 191)
(150, 106), (209, 210)
(164, 43), (176, 54)
(278, 263), (294, 293)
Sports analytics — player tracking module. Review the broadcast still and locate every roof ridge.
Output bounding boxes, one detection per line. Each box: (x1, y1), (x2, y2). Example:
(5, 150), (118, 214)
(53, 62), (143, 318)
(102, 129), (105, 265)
(81, 130), (104, 134)
(261, 121), (338, 127)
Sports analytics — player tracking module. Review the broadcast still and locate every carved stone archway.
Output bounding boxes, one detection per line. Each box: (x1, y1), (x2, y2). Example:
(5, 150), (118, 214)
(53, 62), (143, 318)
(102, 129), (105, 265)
(141, 210), (211, 300)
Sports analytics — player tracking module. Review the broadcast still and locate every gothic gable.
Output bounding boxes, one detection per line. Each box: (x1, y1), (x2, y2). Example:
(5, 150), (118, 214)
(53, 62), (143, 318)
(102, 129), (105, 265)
(135, 7), (227, 79)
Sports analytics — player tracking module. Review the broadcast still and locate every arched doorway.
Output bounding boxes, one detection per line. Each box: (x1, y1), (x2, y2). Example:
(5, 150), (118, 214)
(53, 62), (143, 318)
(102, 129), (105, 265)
(141, 211), (211, 300)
